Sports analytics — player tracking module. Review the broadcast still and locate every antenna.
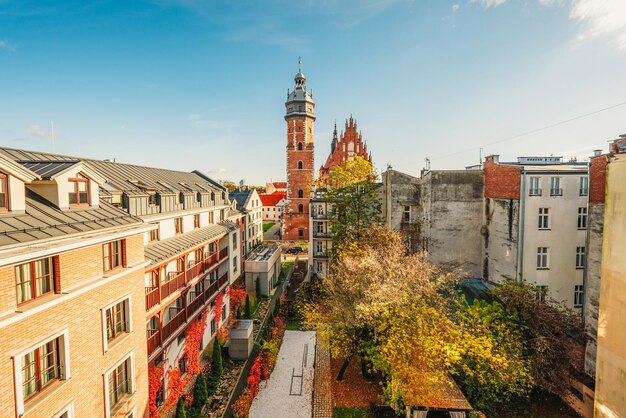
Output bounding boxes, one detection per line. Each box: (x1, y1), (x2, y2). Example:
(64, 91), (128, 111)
(298, 56), (301, 72)
(425, 157), (431, 171)
(479, 147), (483, 166)
(51, 120), (56, 153)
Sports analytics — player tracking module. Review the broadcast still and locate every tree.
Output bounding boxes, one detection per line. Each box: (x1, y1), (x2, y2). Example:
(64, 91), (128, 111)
(174, 397), (186, 418)
(323, 156), (381, 253)
(256, 276), (262, 299)
(211, 340), (223, 378)
(300, 227), (532, 410)
(244, 294), (252, 319)
(192, 373), (208, 410)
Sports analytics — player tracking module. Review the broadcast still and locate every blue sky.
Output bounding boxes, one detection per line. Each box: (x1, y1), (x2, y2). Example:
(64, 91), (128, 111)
(1, 0), (625, 184)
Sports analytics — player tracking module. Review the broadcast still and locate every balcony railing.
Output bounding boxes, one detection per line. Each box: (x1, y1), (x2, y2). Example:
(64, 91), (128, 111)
(162, 309), (186, 342)
(218, 248), (228, 260)
(313, 230), (332, 238)
(145, 286), (160, 311)
(550, 188), (563, 196)
(161, 271), (186, 300)
(187, 293), (204, 316)
(529, 189), (542, 196)
(147, 329), (160, 356)
(186, 260), (204, 283)
(204, 252), (219, 270)
(313, 251), (330, 259)
(311, 212), (328, 220)
(580, 188), (588, 196)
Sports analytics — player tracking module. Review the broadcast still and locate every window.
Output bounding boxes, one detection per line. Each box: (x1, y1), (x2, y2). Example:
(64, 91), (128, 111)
(211, 191), (215, 202)
(179, 357), (187, 375)
(298, 189), (303, 198)
(149, 226), (159, 242)
(576, 246), (586, 269)
(0, 172), (8, 211)
(298, 204), (304, 213)
(578, 207), (587, 229)
(317, 262), (323, 272)
(537, 247), (549, 269)
(403, 206), (411, 223)
(14, 330), (70, 416)
(536, 285), (548, 302)
(106, 356), (133, 414)
(194, 214), (200, 229)
(529, 177), (541, 196)
(179, 192), (184, 205)
(298, 228), (304, 238)
(196, 191), (202, 203)
(579, 176), (588, 196)
(316, 242), (323, 254)
(550, 177), (562, 196)
(148, 193), (157, 206)
(297, 161), (303, 169)
(538, 208), (549, 229)
(210, 318), (216, 334)
(105, 299), (130, 344)
(574, 285), (584, 307)
(233, 256), (238, 272)
(298, 142), (303, 150)
(68, 174), (90, 206)
(15, 257), (56, 304)
(103, 240), (124, 272)
(175, 217), (183, 234)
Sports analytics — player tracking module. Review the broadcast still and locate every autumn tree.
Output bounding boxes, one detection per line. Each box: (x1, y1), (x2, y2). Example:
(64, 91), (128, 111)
(323, 156), (381, 251)
(300, 227), (532, 411)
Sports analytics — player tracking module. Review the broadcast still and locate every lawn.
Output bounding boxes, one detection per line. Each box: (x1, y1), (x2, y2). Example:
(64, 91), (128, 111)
(333, 407), (372, 418)
(262, 222), (275, 233)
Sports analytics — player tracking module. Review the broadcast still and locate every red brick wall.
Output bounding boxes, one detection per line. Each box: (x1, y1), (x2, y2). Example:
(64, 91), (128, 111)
(484, 156), (521, 199)
(590, 155), (608, 204)
(285, 117), (314, 240)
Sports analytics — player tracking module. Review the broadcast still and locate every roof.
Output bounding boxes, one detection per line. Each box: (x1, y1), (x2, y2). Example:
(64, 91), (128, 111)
(459, 278), (495, 305)
(418, 373), (472, 411)
(229, 189), (253, 211)
(259, 192), (286, 207)
(0, 189), (142, 247)
(144, 221), (238, 265)
(272, 182), (287, 189)
(0, 147), (224, 195)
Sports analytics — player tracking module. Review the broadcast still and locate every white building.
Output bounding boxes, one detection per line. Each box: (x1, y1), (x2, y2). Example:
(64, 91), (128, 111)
(309, 188), (332, 279)
(259, 192), (287, 222)
(230, 188), (263, 258)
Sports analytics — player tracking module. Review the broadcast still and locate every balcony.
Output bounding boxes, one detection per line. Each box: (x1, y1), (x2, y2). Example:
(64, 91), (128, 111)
(204, 252), (219, 270)
(313, 251), (330, 259)
(550, 188), (563, 196)
(147, 329), (160, 356)
(311, 212), (329, 220)
(186, 260), (204, 283)
(313, 230), (332, 238)
(162, 309), (186, 342)
(187, 292), (205, 316)
(145, 286), (160, 311)
(529, 189), (542, 196)
(218, 248), (228, 260)
(161, 271), (186, 300)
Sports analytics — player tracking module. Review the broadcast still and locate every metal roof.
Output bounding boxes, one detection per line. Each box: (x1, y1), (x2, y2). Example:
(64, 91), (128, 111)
(144, 221), (239, 265)
(18, 160), (80, 179)
(229, 190), (253, 211)
(0, 189), (142, 247)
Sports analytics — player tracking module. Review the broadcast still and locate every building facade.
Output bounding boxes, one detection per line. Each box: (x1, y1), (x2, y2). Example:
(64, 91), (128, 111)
(243, 245), (282, 296)
(0, 147), (242, 416)
(283, 67), (315, 241)
(309, 188), (332, 279)
(258, 192), (287, 222)
(319, 117), (372, 179)
(0, 153), (151, 418)
(484, 155), (589, 309)
(382, 169), (484, 278)
(229, 188), (263, 257)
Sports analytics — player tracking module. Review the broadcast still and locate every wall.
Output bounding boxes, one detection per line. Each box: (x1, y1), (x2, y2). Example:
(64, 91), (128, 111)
(594, 154), (626, 418)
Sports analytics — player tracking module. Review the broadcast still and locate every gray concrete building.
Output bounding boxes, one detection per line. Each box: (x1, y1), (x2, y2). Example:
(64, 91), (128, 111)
(244, 244), (281, 296)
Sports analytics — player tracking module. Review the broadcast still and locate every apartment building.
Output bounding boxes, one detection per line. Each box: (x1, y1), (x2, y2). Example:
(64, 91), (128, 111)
(0, 153), (151, 417)
(0, 147), (242, 414)
(382, 169), (484, 277)
(309, 188), (332, 279)
(229, 188), (263, 257)
(484, 155), (589, 309)
(258, 192), (287, 222)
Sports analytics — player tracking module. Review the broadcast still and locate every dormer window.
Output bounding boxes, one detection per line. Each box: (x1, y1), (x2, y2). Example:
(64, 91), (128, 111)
(69, 174), (89, 206)
(0, 172), (8, 211)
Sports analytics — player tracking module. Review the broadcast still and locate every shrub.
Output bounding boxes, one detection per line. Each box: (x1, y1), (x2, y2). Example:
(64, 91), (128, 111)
(174, 397), (186, 418)
(244, 294), (252, 319)
(256, 276), (262, 298)
(192, 373), (208, 410)
(211, 340), (223, 378)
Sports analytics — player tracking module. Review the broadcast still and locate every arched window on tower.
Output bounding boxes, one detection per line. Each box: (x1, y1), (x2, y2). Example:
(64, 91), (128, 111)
(297, 161), (303, 169)
(298, 142), (303, 151)
(298, 204), (304, 213)
(298, 189), (303, 198)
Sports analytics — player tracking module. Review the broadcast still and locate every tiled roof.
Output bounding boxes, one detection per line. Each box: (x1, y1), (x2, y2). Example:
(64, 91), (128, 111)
(259, 192), (286, 207)
(229, 190), (252, 211)
(0, 189), (142, 247)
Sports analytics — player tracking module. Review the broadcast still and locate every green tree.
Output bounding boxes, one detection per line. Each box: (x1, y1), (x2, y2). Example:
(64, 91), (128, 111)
(256, 276), (262, 298)
(174, 397), (186, 418)
(192, 373), (208, 410)
(211, 340), (223, 378)
(244, 294), (252, 319)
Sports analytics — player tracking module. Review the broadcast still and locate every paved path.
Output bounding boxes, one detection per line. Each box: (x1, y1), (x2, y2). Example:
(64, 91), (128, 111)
(312, 334), (332, 418)
(249, 331), (316, 418)
(263, 222), (281, 241)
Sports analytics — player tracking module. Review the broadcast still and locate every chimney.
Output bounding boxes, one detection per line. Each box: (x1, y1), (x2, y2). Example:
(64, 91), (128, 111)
(593, 149), (602, 157)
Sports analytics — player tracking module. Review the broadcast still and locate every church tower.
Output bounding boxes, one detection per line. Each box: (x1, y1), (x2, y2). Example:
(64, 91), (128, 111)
(283, 62), (315, 241)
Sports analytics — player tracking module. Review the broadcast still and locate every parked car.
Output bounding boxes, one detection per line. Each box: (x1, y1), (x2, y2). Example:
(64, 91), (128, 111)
(286, 246), (303, 254)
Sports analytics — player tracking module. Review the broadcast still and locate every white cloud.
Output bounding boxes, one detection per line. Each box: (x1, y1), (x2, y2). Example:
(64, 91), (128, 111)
(452, 4), (460, 13)
(570, 0), (626, 50)
(0, 40), (16, 52)
(471, 0), (507, 8)
(24, 124), (54, 138)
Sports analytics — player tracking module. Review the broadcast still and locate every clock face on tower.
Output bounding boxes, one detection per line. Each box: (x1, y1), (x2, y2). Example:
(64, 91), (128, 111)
(283, 65), (315, 241)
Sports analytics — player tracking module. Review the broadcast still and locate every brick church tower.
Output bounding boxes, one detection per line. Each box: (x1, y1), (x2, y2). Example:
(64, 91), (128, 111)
(283, 63), (315, 241)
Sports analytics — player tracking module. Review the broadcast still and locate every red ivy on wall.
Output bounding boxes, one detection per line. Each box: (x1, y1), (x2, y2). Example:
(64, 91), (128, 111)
(213, 291), (224, 323)
(184, 308), (209, 375)
(164, 367), (184, 410)
(228, 283), (247, 309)
(148, 364), (164, 418)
